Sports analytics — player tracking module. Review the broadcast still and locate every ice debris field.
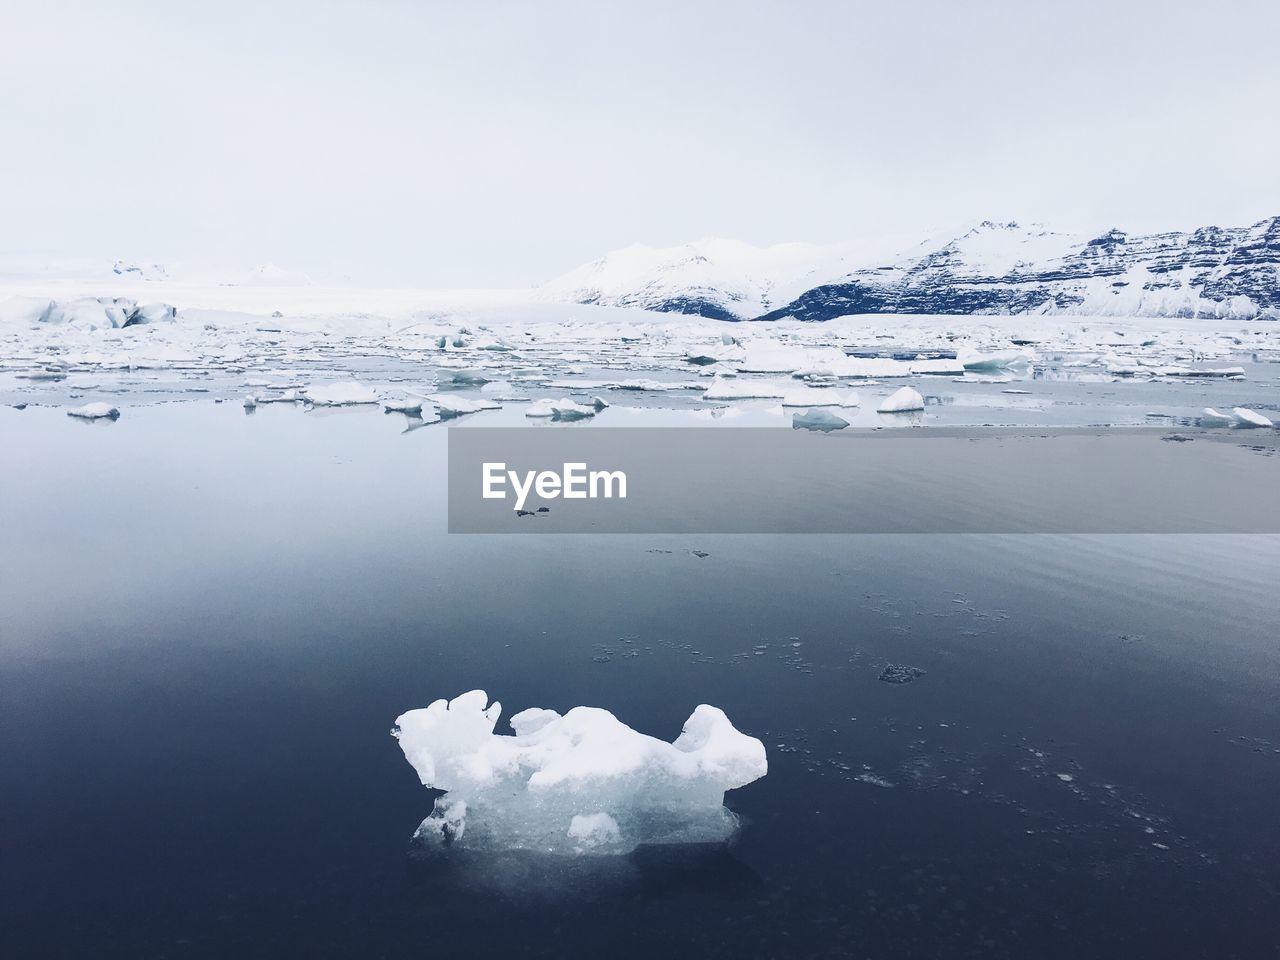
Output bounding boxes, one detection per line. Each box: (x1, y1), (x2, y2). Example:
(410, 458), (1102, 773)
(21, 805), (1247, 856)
(1, 277), (1278, 432)
(392, 691), (767, 855)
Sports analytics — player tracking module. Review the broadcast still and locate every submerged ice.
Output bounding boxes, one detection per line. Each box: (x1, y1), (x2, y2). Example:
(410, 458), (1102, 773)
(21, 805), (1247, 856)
(392, 690), (767, 855)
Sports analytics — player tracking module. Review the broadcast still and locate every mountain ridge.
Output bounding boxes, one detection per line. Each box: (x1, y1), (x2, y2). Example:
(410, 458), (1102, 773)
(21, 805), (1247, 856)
(543, 217), (1280, 321)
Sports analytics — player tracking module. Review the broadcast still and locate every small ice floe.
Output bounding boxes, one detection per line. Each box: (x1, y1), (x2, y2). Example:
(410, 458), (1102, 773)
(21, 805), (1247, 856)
(702, 376), (788, 401)
(1232, 407), (1274, 428)
(792, 408), (849, 432)
(1200, 407), (1234, 427)
(66, 402), (119, 420)
(780, 388), (860, 408)
(525, 397), (597, 420)
(615, 378), (693, 392)
(684, 344), (743, 366)
(383, 398), (424, 415)
(441, 368), (492, 386)
(302, 381), (380, 406)
(958, 347), (1034, 371)
(429, 394), (499, 418)
(877, 386), (925, 413)
(392, 690), (767, 855)
(247, 389), (301, 405)
(953, 373), (1013, 384)
(1159, 366), (1246, 379)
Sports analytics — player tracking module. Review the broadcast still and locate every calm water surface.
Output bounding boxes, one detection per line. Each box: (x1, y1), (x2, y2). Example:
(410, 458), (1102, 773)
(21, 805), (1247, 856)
(1, 403), (1278, 958)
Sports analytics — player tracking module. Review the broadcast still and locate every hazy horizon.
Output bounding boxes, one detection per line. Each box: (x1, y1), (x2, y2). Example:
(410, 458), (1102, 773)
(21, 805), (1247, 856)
(4, 0), (1278, 286)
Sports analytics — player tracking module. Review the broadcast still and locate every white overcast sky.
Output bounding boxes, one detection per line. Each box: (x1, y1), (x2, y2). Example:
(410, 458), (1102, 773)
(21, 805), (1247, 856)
(2, 0), (1278, 285)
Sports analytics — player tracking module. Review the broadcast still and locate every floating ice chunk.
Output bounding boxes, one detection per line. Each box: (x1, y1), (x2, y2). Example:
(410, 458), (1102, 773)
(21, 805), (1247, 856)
(684, 344), (743, 366)
(303, 381), (380, 406)
(1158, 366), (1246, 379)
(248, 389), (300, 405)
(702, 376), (788, 401)
(958, 348), (1034, 371)
(524, 397), (597, 420)
(383, 398), (424, 415)
(430, 394), (486, 417)
(1201, 407), (1233, 427)
(953, 373), (1013, 384)
(877, 386), (925, 413)
(392, 690), (767, 855)
(551, 398), (596, 420)
(909, 358), (968, 375)
(615, 378), (691, 392)
(1233, 407), (1274, 428)
(441, 368), (492, 386)
(792, 408), (849, 432)
(66, 402), (119, 420)
(780, 388), (859, 407)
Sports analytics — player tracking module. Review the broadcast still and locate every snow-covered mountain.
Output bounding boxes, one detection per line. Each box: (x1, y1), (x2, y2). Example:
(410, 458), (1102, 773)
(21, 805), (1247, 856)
(112, 260), (169, 281)
(539, 238), (841, 321)
(545, 218), (1280, 321)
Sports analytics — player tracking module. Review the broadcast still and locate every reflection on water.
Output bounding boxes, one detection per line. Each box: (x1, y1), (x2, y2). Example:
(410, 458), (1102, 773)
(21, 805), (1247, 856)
(405, 843), (762, 903)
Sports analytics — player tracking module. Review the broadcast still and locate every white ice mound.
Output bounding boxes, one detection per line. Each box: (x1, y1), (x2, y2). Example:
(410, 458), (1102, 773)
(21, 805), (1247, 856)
(1232, 406), (1274, 428)
(877, 386), (925, 413)
(302, 380), (379, 406)
(392, 690), (767, 855)
(66, 402), (119, 420)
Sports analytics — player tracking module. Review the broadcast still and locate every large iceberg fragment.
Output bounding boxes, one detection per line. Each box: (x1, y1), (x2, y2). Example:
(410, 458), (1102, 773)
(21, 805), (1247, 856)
(392, 691), (766, 855)
(26, 296), (176, 330)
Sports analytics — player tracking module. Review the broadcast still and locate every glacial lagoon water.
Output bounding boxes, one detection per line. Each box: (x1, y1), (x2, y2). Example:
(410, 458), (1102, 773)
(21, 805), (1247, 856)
(1, 400), (1279, 958)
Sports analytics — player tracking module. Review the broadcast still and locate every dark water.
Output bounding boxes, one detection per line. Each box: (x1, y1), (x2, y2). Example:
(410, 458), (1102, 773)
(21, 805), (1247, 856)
(2, 403), (1278, 959)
